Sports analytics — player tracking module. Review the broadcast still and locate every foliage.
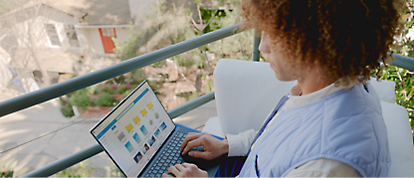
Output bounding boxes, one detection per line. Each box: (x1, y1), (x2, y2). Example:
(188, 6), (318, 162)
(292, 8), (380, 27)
(94, 85), (115, 95)
(129, 69), (147, 85)
(69, 89), (92, 110)
(59, 98), (74, 118)
(116, 85), (127, 94)
(113, 0), (251, 64)
(147, 80), (160, 92)
(95, 92), (114, 107)
(0, 160), (28, 177)
(113, 0), (252, 104)
(386, 0), (414, 132)
(123, 89), (133, 97)
(54, 161), (94, 177)
(205, 7), (254, 60)
(114, 0), (196, 61)
(380, 66), (414, 132)
(0, 170), (13, 178)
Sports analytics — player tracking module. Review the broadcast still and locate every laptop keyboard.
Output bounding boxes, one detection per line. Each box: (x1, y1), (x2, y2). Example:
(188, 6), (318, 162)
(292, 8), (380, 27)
(144, 131), (187, 177)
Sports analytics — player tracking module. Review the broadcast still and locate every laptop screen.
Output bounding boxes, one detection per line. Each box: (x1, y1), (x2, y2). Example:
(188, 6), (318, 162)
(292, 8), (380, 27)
(90, 81), (175, 177)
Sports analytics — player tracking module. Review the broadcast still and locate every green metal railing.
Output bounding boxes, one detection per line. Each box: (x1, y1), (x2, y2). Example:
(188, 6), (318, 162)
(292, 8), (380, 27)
(0, 24), (246, 118)
(0, 23), (411, 177)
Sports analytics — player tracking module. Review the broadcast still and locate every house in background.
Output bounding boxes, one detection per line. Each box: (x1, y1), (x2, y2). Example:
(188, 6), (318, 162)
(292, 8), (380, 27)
(0, 0), (212, 98)
(0, 0), (162, 96)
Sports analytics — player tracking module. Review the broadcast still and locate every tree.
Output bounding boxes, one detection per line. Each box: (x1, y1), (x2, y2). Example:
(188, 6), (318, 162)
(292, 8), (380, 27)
(114, 0), (254, 97)
(387, 0), (414, 132)
(0, 0), (59, 90)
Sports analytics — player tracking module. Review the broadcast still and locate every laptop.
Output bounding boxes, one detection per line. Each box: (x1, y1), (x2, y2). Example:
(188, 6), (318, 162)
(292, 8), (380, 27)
(90, 80), (220, 177)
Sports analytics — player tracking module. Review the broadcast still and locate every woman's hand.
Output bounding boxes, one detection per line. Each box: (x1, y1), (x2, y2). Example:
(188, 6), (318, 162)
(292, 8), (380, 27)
(162, 163), (207, 177)
(181, 132), (229, 160)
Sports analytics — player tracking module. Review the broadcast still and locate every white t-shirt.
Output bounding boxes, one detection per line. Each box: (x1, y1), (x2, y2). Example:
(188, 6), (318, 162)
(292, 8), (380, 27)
(226, 81), (361, 177)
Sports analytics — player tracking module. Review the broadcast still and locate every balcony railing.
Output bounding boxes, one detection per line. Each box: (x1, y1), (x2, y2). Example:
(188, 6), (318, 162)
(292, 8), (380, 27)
(0, 23), (412, 177)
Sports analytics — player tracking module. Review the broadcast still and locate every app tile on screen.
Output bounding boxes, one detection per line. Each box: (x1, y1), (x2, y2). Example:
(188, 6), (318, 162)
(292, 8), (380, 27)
(133, 116), (141, 125)
(125, 123), (133, 133)
(154, 129), (161, 138)
(124, 141), (135, 153)
(133, 133), (141, 143)
(117, 132), (126, 141)
(148, 136), (156, 146)
(146, 102), (153, 110)
(133, 152), (143, 163)
(140, 125), (148, 135)
(159, 122), (167, 131)
(140, 108), (148, 117)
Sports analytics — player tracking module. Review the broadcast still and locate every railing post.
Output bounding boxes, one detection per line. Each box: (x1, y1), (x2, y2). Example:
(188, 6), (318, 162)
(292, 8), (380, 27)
(252, 29), (261, 61)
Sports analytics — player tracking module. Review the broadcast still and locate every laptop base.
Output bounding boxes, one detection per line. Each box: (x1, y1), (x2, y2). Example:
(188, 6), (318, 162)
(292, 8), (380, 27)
(140, 124), (224, 177)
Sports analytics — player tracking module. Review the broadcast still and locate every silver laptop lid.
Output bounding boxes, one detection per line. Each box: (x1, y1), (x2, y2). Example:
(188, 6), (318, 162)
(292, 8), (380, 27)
(90, 81), (176, 177)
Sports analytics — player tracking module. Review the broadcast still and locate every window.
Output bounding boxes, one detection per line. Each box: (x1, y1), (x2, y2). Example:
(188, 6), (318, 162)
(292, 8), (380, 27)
(65, 24), (80, 47)
(45, 24), (61, 47)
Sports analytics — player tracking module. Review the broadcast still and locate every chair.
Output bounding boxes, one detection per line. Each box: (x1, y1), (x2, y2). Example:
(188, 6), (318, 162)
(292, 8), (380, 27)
(202, 59), (414, 177)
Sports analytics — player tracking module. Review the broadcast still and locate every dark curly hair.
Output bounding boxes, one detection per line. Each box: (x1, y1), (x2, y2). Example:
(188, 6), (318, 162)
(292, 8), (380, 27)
(241, 0), (404, 84)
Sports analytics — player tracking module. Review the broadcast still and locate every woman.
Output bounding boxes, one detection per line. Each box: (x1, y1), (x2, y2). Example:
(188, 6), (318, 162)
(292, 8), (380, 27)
(164, 0), (403, 177)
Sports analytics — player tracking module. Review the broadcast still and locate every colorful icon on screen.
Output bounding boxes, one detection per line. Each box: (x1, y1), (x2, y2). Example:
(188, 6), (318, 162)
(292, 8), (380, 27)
(147, 102), (154, 110)
(159, 122), (167, 131)
(140, 108), (148, 117)
(125, 123), (133, 133)
(133, 116), (141, 125)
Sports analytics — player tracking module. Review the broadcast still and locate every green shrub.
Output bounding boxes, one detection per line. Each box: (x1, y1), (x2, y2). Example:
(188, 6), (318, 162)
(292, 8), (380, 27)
(148, 80), (161, 92)
(70, 89), (92, 110)
(1, 168), (13, 177)
(99, 85), (115, 94)
(0, 160), (28, 177)
(123, 89), (133, 97)
(95, 92), (114, 107)
(130, 69), (147, 85)
(59, 98), (74, 117)
(116, 86), (127, 94)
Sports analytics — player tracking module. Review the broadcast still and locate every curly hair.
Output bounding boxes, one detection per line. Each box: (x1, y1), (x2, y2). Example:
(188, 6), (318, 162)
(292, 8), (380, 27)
(241, 0), (404, 83)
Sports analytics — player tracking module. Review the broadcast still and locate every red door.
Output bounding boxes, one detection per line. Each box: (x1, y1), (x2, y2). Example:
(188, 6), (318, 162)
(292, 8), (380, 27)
(99, 28), (117, 53)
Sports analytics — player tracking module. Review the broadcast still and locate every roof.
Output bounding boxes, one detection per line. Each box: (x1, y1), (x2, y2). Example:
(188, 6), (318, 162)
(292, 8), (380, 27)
(44, 0), (132, 25)
(9, 48), (78, 73)
(0, 0), (132, 25)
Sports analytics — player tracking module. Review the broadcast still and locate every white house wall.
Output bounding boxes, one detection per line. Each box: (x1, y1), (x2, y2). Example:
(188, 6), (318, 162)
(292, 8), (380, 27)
(79, 27), (133, 56)
(81, 28), (103, 55)
(1, 5), (80, 52)
(116, 27), (132, 44)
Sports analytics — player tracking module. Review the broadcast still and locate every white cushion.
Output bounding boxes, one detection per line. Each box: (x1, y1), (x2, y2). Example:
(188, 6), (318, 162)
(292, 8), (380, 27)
(369, 79), (396, 103)
(202, 117), (225, 138)
(212, 59), (295, 135)
(381, 101), (414, 176)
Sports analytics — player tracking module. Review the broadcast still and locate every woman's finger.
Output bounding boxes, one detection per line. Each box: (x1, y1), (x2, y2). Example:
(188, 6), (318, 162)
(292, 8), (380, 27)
(168, 165), (181, 177)
(180, 132), (201, 152)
